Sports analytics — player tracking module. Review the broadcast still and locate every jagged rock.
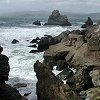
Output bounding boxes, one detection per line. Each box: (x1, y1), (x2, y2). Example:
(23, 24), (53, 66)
(0, 46), (22, 100)
(81, 17), (93, 28)
(45, 10), (71, 26)
(36, 37), (40, 40)
(33, 20), (41, 25)
(11, 39), (19, 44)
(87, 34), (100, 51)
(66, 66), (94, 92)
(34, 60), (79, 100)
(30, 39), (38, 43)
(86, 87), (100, 100)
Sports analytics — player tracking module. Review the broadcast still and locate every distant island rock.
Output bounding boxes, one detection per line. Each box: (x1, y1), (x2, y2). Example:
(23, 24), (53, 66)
(45, 10), (71, 26)
(81, 17), (93, 28)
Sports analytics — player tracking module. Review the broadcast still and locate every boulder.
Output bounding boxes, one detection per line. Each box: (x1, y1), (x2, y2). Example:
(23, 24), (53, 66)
(81, 17), (93, 28)
(45, 10), (71, 26)
(33, 20), (41, 25)
(34, 60), (79, 100)
(11, 39), (19, 44)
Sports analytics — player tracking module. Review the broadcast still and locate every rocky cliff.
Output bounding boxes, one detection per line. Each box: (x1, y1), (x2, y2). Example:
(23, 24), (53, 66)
(34, 22), (100, 100)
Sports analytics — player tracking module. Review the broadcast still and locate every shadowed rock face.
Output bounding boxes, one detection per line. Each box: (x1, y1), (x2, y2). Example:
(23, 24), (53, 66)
(0, 46), (22, 100)
(45, 10), (71, 26)
(34, 60), (79, 100)
(0, 46), (10, 85)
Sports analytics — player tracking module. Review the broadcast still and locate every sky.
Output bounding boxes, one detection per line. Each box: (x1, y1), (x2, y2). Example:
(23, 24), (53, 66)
(0, 0), (100, 14)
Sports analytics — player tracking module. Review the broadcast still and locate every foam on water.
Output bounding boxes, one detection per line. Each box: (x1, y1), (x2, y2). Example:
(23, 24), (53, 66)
(0, 25), (80, 100)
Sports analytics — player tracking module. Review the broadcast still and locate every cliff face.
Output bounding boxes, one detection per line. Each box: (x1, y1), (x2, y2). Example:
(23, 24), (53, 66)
(0, 46), (22, 100)
(34, 23), (100, 100)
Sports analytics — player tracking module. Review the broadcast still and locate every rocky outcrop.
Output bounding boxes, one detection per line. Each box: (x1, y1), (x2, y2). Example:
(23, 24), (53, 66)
(86, 87), (100, 100)
(34, 60), (79, 100)
(11, 39), (19, 44)
(0, 46), (22, 100)
(81, 17), (93, 28)
(33, 20), (41, 25)
(45, 10), (71, 26)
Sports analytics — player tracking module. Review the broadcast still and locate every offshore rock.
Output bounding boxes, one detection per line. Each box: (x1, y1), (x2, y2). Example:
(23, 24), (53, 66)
(34, 60), (79, 100)
(45, 10), (71, 26)
(11, 39), (19, 44)
(33, 20), (41, 25)
(81, 17), (93, 28)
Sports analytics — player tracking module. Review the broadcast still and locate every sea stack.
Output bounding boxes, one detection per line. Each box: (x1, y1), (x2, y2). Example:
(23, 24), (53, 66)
(45, 10), (71, 26)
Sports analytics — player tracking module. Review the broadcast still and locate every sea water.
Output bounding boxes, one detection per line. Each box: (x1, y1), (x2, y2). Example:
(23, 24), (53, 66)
(0, 17), (82, 100)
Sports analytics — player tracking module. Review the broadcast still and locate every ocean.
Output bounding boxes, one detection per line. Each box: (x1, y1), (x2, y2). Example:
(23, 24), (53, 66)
(0, 14), (97, 100)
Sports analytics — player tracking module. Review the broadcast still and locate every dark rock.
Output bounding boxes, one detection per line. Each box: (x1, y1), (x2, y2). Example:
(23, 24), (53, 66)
(29, 50), (40, 53)
(24, 92), (31, 97)
(57, 68), (74, 80)
(38, 37), (50, 51)
(0, 46), (3, 53)
(34, 60), (79, 100)
(66, 66), (94, 92)
(33, 20), (41, 25)
(28, 44), (37, 48)
(11, 39), (19, 44)
(44, 34), (52, 38)
(13, 83), (27, 88)
(56, 60), (68, 71)
(30, 39), (38, 43)
(0, 46), (22, 100)
(0, 53), (10, 85)
(45, 10), (71, 26)
(0, 84), (22, 100)
(81, 17), (93, 28)
(36, 37), (40, 40)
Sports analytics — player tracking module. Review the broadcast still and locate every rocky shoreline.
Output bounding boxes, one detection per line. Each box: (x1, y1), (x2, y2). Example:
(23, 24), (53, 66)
(33, 21), (100, 100)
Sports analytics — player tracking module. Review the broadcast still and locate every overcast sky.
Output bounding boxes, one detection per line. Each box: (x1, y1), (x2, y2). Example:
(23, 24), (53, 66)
(0, 0), (100, 14)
